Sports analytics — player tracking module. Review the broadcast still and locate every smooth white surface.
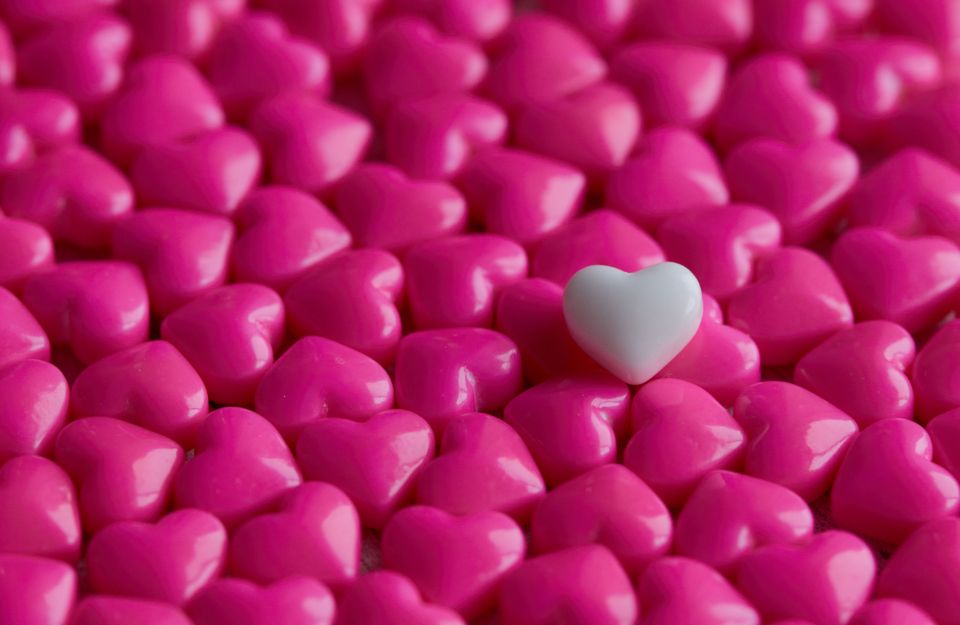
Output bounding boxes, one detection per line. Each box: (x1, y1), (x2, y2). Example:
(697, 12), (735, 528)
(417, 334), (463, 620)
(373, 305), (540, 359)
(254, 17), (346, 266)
(563, 262), (703, 385)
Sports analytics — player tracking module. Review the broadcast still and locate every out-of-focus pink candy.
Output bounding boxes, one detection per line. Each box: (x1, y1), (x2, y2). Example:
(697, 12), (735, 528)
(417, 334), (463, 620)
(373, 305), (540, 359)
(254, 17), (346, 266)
(55, 417), (183, 532)
(877, 518), (960, 625)
(832, 227), (960, 333)
(482, 14), (606, 109)
(1, 146), (133, 249)
(637, 556), (760, 625)
(121, 0), (225, 60)
(0, 88), (81, 153)
(850, 600), (937, 625)
(751, 0), (837, 54)
(404, 234), (525, 329)
(174, 407), (300, 528)
(498, 545), (636, 625)
(736, 531), (875, 625)
(886, 86), (960, 169)
(913, 320), (960, 420)
(675, 471), (812, 574)
(381, 505), (525, 619)
(99, 56), (224, 165)
(0, 554), (75, 625)
(297, 409), (434, 528)
(624, 378), (744, 507)
(335, 570), (466, 625)
(0, 359), (65, 461)
(713, 54), (837, 150)
(530, 463), (671, 575)
(160, 283), (284, 405)
(395, 329), (522, 432)
(0, 288), (49, 368)
(635, 0), (752, 51)
(71, 596), (192, 625)
(395, 0), (511, 43)
(335, 163), (466, 252)
(831, 419), (959, 545)
(258, 0), (374, 73)
(929, 408), (960, 479)
(112, 208), (234, 315)
(875, 0), (960, 64)
(504, 377), (629, 485)
(605, 128), (728, 229)
(0, 217), (53, 291)
(22, 261), (149, 364)
(229, 482), (359, 586)
(416, 412), (545, 520)
(514, 82), (640, 181)
(727, 247), (853, 365)
(255, 335), (394, 441)
(233, 186), (351, 290)
(0, 0), (117, 32)
(0, 455), (79, 562)
(540, 0), (636, 48)
(70, 340), (208, 447)
(250, 92), (371, 194)
(384, 93), (507, 180)
(86, 508), (227, 605)
(187, 577), (335, 625)
(610, 42), (725, 130)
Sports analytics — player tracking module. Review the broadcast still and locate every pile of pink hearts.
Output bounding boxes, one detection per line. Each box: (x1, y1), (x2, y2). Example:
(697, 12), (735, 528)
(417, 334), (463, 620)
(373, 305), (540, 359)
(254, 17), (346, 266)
(5, 0), (960, 624)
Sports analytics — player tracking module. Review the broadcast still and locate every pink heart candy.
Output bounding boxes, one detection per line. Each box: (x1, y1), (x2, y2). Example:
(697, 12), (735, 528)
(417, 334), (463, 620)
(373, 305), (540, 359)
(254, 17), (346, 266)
(877, 518), (960, 625)
(624, 378), (745, 507)
(1, 146), (133, 249)
(187, 576), (335, 625)
(112, 208), (235, 315)
(610, 42), (726, 130)
(174, 407), (301, 528)
(0, 216), (54, 291)
(72, 596), (192, 625)
(229, 482), (360, 586)
(657, 204), (782, 301)
(364, 16), (486, 111)
(736, 531), (876, 625)
(513, 81), (640, 181)
(161, 283), (284, 405)
(713, 54), (838, 150)
(930, 407), (960, 479)
(405, 234), (526, 329)
(122, 0), (226, 60)
(0, 359), (65, 461)
(850, 600), (937, 625)
(254, 335), (394, 441)
(0, 287), (49, 369)
(458, 147), (585, 244)
(540, 0), (635, 48)
(297, 409), (434, 528)
(0, 455), (80, 562)
(233, 186), (352, 291)
(674, 470), (814, 573)
(885, 86), (960, 169)
(55, 417), (183, 532)
(335, 163), (467, 252)
(504, 376), (629, 485)
(0, 87), (81, 154)
(0, 0), (117, 32)
(913, 320), (960, 420)
(395, 0), (511, 43)
(382, 505), (525, 618)
(832, 227), (960, 333)
(70, 340), (208, 447)
(498, 545), (636, 625)
(335, 570), (467, 625)
(795, 321), (915, 427)
(86, 508), (227, 605)
(752, 0), (838, 54)
(384, 93), (507, 180)
(482, 14), (606, 109)
(875, 0), (960, 64)
(727, 247), (854, 365)
(530, 463), (671, 575)
(21, 261), (149, 364)
(207, 13), (330, 120)
(250, 92), (371, 194)
(99, 56), (224, 165)
(636, 0), (752, 50)
(832, 418), (960, 545)
(637, 556), (760, 625)
(605, 127), (728, 229)
(0, 554), (75, 625)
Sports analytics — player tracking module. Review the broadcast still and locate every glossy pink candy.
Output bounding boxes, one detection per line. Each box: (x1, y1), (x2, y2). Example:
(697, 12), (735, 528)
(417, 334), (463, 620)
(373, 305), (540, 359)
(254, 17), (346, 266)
(929, 407), (960, 479)
(849, 600), (937, 625)
(160, 283), (284, 405)
(174, 407), (301, 528)
(886, 86), (960, 169)
(255, 335), (393, 441)
(637, 556), (760, 625)
(0, 554), (76, 625)
(0, 359), (66, 462)
(0, 0), (118, 32)
(751, 0), (845, 55)
(875, 0), (960, 65)
(635, 0), (751, 50)
(0, 88), (80, 173)
(187, 577), (335, 625)
(122, 0), (230, 61)
(229, 482), (359, 586)
(297, 409), (434, 528)
(55, 417), (183, 532)
(335, 570), (466, 625)
(71, 596), (193, 625)
(540, 0), (636, 48)
(381, 505), (525, 619)
(913, 320), (960, 420)
(86, 508), (227, 605)
(0, 287), (49, 369)
(392, 0), (512, 43)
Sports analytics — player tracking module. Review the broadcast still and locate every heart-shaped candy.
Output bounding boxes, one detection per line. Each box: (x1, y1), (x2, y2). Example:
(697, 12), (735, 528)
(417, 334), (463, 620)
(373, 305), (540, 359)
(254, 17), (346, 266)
(229, 482), (360, 586)
(929, 407), (960, 479)
(885, 86), (960, 169)
(539, 0), (636, 48)
(637, 556), (760, 625)
(0, 87), (80, 159)
(122, 0), (226, 60)
(0, 0), (118, 32)
(913, 320), (960, 420)
(188, 577), (334, 625)
(86, 508), (227, 605)
(382, 505), (525, 618)
(636, 0), (752, 50)
(72, 596), (192, 625)
(850, 600), (937, 625)
(875, 0), (960, 66)
(563, 262), (703, 385)
(751, 0), (842, 54)
(0, 359), (66, 462)
(0, 216), (54, 291)
(395, 0), (511, 42)
(0, 288), (49, 369)
(336, 570), (466, 625)
(0, 554), (75, 625)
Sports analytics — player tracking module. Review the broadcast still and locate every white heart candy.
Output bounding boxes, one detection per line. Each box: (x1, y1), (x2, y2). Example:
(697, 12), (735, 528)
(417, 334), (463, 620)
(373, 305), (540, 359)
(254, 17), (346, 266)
(563, 262), (703, 384)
